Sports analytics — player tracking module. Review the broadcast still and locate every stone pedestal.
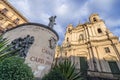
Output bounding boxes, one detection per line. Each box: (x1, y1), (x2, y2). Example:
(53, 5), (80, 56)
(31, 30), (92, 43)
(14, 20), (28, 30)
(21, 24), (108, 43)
(3, 23), (59, 78)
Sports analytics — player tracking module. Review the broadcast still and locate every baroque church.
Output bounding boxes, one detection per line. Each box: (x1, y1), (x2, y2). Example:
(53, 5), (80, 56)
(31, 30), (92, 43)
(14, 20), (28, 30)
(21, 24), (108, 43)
(55, 14), (120, 79)
(0, 0), (120, 79)
(0, 0), (27, 32)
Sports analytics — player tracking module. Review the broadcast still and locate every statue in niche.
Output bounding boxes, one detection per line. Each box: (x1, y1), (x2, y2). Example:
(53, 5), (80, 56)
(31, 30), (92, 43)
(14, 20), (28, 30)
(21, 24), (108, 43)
(8, 35), (34, 58)
(48, 16), (56, 29)
(78, 34), (84, 42)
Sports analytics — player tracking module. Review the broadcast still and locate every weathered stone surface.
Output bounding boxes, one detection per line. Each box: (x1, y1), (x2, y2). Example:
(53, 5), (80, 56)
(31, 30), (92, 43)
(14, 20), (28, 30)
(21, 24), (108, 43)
(3, 23), (59, 78)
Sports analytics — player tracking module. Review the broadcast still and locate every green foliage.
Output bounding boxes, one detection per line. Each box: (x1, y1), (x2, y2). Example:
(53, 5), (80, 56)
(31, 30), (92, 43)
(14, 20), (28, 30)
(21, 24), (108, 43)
(42, 60), (83, 80)
(42, 69), (66, 80)
(54, 60), (83, 80)
(0, 57), (34, 80)
(0, 35), (18, 61)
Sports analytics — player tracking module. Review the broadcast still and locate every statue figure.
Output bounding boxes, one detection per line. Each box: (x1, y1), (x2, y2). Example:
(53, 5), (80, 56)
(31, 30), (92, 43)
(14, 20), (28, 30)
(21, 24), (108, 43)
(8, 35), (34, 58)
(48, 16), (56, 29)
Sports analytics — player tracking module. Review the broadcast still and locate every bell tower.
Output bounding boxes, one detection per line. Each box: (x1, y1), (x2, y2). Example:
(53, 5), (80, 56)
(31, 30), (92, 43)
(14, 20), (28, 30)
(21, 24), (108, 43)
(87, 14), (114, 39)
(89, 14), (101, 23)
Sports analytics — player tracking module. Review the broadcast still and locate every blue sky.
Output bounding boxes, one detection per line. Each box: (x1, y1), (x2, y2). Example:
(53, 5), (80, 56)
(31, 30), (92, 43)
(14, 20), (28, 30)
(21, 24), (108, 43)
(8, 0), (120, 44)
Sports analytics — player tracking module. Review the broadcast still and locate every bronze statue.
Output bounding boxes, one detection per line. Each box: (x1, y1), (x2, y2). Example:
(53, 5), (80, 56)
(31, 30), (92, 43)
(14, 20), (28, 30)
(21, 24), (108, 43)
(48, 16), (56, 29)
(8, 35), (34, 58)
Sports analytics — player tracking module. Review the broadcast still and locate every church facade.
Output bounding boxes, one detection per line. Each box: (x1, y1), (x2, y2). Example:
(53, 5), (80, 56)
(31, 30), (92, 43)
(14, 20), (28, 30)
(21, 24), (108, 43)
(0, 0), (27, 32)
(55, 14), (120, 79)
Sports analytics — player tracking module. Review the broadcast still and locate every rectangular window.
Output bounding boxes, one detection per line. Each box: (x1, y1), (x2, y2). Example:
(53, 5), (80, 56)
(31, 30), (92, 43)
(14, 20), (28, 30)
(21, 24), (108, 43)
(108, 61), (120, 74)
(14, 18), (19, 24)
(1, 8), (8, 14)
(104, 47), (110, 53)
(67, 37), (69, 42)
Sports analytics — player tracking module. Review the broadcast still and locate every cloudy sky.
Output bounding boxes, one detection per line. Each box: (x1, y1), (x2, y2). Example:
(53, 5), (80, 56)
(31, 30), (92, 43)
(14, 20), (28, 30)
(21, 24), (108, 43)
(8, 0), (120, 44)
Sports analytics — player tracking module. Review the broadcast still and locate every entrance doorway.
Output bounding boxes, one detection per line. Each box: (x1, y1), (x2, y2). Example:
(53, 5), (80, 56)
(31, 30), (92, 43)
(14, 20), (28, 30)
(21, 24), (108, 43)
(108, 61), (120, 74)
(79, 57), (88, 75)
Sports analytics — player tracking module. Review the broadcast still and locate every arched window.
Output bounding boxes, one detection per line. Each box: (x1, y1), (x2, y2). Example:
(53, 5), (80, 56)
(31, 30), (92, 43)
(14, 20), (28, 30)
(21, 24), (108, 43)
(79, 34), (84, 41)
(97, 28), (102, 33)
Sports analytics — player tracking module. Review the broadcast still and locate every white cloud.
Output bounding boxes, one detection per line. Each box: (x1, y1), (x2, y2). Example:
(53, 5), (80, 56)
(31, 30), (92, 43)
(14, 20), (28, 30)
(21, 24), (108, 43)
(53, 24), (65, 44)
(106, 19), (120, 28)
(8, 0), (120, 44)
(55, 4), (69, 16)
(111, 28), (120, 39)
(86, 0), (115, 11)
(53, 24), (64, 36)
(38, 13), (50, 24)
(74, 2), (90, 21)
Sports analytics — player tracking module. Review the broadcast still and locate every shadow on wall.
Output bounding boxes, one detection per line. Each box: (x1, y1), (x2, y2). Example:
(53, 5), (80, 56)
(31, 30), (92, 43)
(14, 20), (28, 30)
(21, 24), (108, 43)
(55, 56), (120, 80)
(87, 57), (120, 80)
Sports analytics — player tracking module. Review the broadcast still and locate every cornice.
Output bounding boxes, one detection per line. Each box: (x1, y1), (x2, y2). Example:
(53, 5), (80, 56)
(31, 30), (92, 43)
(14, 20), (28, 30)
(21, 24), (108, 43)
(89, 37), (118, 42)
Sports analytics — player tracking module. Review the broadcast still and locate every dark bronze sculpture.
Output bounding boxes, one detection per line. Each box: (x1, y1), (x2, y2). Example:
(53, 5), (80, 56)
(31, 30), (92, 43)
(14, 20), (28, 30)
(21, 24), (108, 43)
(48, 16), (56, 29)
(8, 35), (34, 58)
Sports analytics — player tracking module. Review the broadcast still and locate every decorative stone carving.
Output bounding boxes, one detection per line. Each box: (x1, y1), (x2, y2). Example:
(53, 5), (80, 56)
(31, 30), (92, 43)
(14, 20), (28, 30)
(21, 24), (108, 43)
(49, 37), (57, 49)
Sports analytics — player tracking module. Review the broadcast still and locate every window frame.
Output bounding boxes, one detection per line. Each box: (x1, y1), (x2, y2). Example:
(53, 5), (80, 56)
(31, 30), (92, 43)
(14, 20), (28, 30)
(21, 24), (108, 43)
(97, 28), (102, 33)
(104, 47), (110, 53)
(79, 34), (84, 40)
(1, 8), (8, 14)
(14, 18), (20, 24)
(108, 61), (120, 74)
(66, 37), (69, 42)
